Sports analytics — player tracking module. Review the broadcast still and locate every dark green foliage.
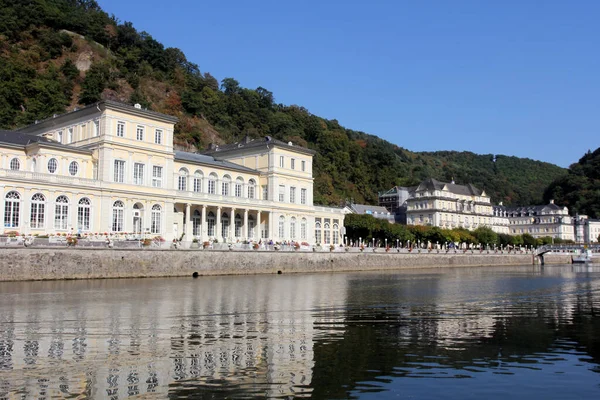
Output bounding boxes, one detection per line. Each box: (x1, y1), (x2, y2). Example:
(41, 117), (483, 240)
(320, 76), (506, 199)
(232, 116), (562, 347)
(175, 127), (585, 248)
(0, 0), (568, 206)
(79, 62), (112, 105)
(544, 148), (600, 218)
(344, 215), (539, 248)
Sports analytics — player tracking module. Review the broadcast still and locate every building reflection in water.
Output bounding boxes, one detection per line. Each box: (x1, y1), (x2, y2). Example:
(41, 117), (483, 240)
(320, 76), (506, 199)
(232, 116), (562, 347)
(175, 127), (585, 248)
(1, 265), (600, 398)
(0, 274), (349, 398)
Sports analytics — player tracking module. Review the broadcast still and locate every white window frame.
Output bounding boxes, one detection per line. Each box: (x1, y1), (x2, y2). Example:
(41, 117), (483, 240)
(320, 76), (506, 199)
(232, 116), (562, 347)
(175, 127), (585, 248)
(152, 166), (163, 188)
(9, 158), (20, 171)
(116, 121), (125, 137)
(290, 187), (296, 203)
(154, 129), (163, 144)
(301, 188), (307, 205)
(278, 185), (285, 202)
(30, 193), (45, 229)
(68, 161), (78, 176)
(279, 156), (284, 168)
(136, 125), (144, 141)
(133, 163), (144, 185)
(114, 160), (125, 183)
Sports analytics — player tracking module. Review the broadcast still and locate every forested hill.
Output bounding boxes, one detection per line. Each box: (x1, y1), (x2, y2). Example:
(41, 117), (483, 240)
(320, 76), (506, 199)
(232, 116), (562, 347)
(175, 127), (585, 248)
(544, 148), (600, 218)
(0, 0), (567, 206)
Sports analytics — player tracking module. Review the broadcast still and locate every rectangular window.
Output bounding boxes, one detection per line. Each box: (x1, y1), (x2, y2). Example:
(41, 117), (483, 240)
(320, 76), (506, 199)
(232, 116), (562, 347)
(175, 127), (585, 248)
(154, 129), (162, 144)
(301, 160), (306, 172)
(114, 160), (125, 183)
(262, 185), (268, 200)
(93, 120), (99, 137)
(279, 156), (284, 168)
(75, 126), (82, 142)
(133, 163), (144, 185)
(291, 158), (295, 170)
(116, 121), (125, 137)
(301, 188), (307, 205)
(290, 187), (296, 203)
(56, 130), (63, 143)
(279, 185), (285, 202)
(136, 125), (144, 141)
(152, 166), (163, 188)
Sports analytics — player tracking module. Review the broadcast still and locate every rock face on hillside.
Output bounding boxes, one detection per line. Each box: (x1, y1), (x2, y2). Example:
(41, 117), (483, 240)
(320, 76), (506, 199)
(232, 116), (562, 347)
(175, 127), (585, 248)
(0, 0), (567, 206)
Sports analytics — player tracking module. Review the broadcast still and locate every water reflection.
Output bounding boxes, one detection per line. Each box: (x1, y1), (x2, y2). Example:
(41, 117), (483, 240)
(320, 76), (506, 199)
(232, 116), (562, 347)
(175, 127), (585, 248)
(0, 265), (599, 399)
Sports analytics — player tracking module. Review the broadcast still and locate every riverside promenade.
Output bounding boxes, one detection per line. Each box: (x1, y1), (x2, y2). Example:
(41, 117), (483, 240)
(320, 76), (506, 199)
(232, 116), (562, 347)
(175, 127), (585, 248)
(0, 246), (571, 282)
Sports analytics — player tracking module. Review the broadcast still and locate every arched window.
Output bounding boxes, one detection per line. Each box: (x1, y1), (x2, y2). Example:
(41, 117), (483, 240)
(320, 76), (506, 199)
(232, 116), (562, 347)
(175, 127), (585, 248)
(193, 170), (203, 193)
(208, 173), (217, 195)
(234, 213), (242, 238)
(248, 215), (255, 239)
(47, 158), (58, 174)
(192, 209), (201, 236)
(77, 198), (91, 231)
(112, 200), (124, 232)
(324, 222), (331, 244)
(30, 193), (45, 229)
(207, 211), (216, 236)
(68, 161), (78, 176)
(4, 191), (21, 228)
(221, 212), (229, 239)
(151, 204), (162, 234)
(221, 175), (231, 196)
(54, 195), (69, 230)
(290, 217), (296, 240)
(333, 223), (339, 245)
(248, 179), (256, 199)
(315, 222), (322, 245)
(278, 216), (285, 239)
(178, 168), (188, 191)
(235, 177), (243, 197)
(301, 218), (307, 240)
(9, 158), (20, 171)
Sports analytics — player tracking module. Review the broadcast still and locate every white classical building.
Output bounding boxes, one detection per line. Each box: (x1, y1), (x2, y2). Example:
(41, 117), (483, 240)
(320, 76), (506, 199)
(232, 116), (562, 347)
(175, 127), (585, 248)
(496, 200), (575, 241)
(406, 178), (503, 232)
(573, 215), (600, 244)
(0, 101), (345, 244)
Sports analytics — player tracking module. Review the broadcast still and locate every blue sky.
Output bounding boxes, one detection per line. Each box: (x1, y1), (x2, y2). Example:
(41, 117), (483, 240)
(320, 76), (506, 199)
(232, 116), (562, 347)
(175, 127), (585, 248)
(97, 0), (599, 167)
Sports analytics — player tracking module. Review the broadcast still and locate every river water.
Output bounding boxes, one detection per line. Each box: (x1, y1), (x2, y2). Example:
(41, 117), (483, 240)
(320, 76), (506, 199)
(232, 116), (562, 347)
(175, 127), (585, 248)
(1, 265), (599, 399)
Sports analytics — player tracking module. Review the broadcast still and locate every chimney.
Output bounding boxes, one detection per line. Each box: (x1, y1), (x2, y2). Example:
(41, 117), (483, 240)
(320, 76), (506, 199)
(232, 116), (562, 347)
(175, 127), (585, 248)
(549, 199), (554, 204)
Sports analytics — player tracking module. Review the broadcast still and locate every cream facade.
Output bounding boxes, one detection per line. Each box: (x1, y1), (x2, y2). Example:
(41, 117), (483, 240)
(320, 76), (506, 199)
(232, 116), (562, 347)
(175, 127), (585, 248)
(0, 101), (345, 245)
(406, 178), (502, 232)
(500, 200), (575, 241)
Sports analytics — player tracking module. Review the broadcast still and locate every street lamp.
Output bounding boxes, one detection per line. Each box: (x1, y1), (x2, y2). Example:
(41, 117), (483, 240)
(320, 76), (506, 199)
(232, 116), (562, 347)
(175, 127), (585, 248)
(396, 239), (399, 248)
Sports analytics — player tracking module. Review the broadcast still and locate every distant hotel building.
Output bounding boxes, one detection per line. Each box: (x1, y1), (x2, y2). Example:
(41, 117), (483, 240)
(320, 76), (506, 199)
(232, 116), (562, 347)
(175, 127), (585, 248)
(495, 200), (575, 241)
(378, 186), (413, 223)
(0, 101), (345, 244)
(378, 178), (583, 242)
(404, 178), (501, 232)
(345, 202), (395, 224)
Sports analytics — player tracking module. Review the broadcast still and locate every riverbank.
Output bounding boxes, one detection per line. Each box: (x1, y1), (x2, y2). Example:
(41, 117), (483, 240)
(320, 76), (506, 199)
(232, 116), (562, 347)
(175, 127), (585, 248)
(0, 248), (572, 282)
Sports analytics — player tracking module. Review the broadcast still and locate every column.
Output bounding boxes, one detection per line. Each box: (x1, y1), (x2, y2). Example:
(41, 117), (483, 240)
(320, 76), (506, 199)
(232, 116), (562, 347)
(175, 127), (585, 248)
(185, 203), (192, 241)
(230, 207), (236, 239)
(257, 210), (262, 239)
(216, 206), (221, 241)
(201, 205), (207, 241)
(243, 209), (248, 240)
(266, 211), (271, 239)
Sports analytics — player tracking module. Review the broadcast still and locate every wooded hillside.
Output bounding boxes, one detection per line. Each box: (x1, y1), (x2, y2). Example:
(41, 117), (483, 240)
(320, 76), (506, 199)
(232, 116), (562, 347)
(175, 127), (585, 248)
(0, 0), (567, 206)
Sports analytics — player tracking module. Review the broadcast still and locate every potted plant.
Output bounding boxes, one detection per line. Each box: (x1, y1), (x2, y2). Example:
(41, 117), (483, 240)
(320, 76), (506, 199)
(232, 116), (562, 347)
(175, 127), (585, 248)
(329, 244), (335, 252)
(142, 238), (152, 247)
(253, 243), (260, 250)
(190, 238), (199, 248)
(294, 242), (300, 251)
(66, 236), (78, 246)
(203, 241), (211, 249)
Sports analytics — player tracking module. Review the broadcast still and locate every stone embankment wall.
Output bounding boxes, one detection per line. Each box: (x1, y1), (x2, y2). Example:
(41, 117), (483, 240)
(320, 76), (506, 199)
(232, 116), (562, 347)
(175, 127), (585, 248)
(0, 248), (573, 282)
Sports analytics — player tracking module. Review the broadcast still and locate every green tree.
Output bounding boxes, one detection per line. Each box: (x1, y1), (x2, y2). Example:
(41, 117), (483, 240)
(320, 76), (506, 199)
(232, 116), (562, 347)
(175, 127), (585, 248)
(79, 62), (112, 105)
(473, 227), (498, 246)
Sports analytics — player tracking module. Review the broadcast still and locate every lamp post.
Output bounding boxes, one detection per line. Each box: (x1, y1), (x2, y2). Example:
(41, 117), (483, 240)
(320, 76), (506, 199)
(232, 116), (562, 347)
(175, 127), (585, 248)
(396, 239), (399, 248)
(385, 238), (388, 248)
(408, 239), (411, 249)
(359, 237), (362, 246)
(372, 238), (375, 248)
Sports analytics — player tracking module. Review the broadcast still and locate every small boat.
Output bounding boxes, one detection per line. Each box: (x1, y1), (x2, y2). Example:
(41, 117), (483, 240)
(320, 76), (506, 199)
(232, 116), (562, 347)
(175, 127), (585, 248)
(572, 249), (593, 264)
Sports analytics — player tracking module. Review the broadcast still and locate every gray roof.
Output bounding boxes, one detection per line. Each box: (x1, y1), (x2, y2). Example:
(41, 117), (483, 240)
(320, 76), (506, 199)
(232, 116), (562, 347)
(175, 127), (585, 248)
(17, 100), (178, 133)
(415, 178), (484, 196)
(349, 203), (391, 215)
(175, 151), (258, 173)
(379, 186), (415, 197)
(0, 130), (91, 153)
(504, 203), (565, 215)
(204, 135), (315, 156)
